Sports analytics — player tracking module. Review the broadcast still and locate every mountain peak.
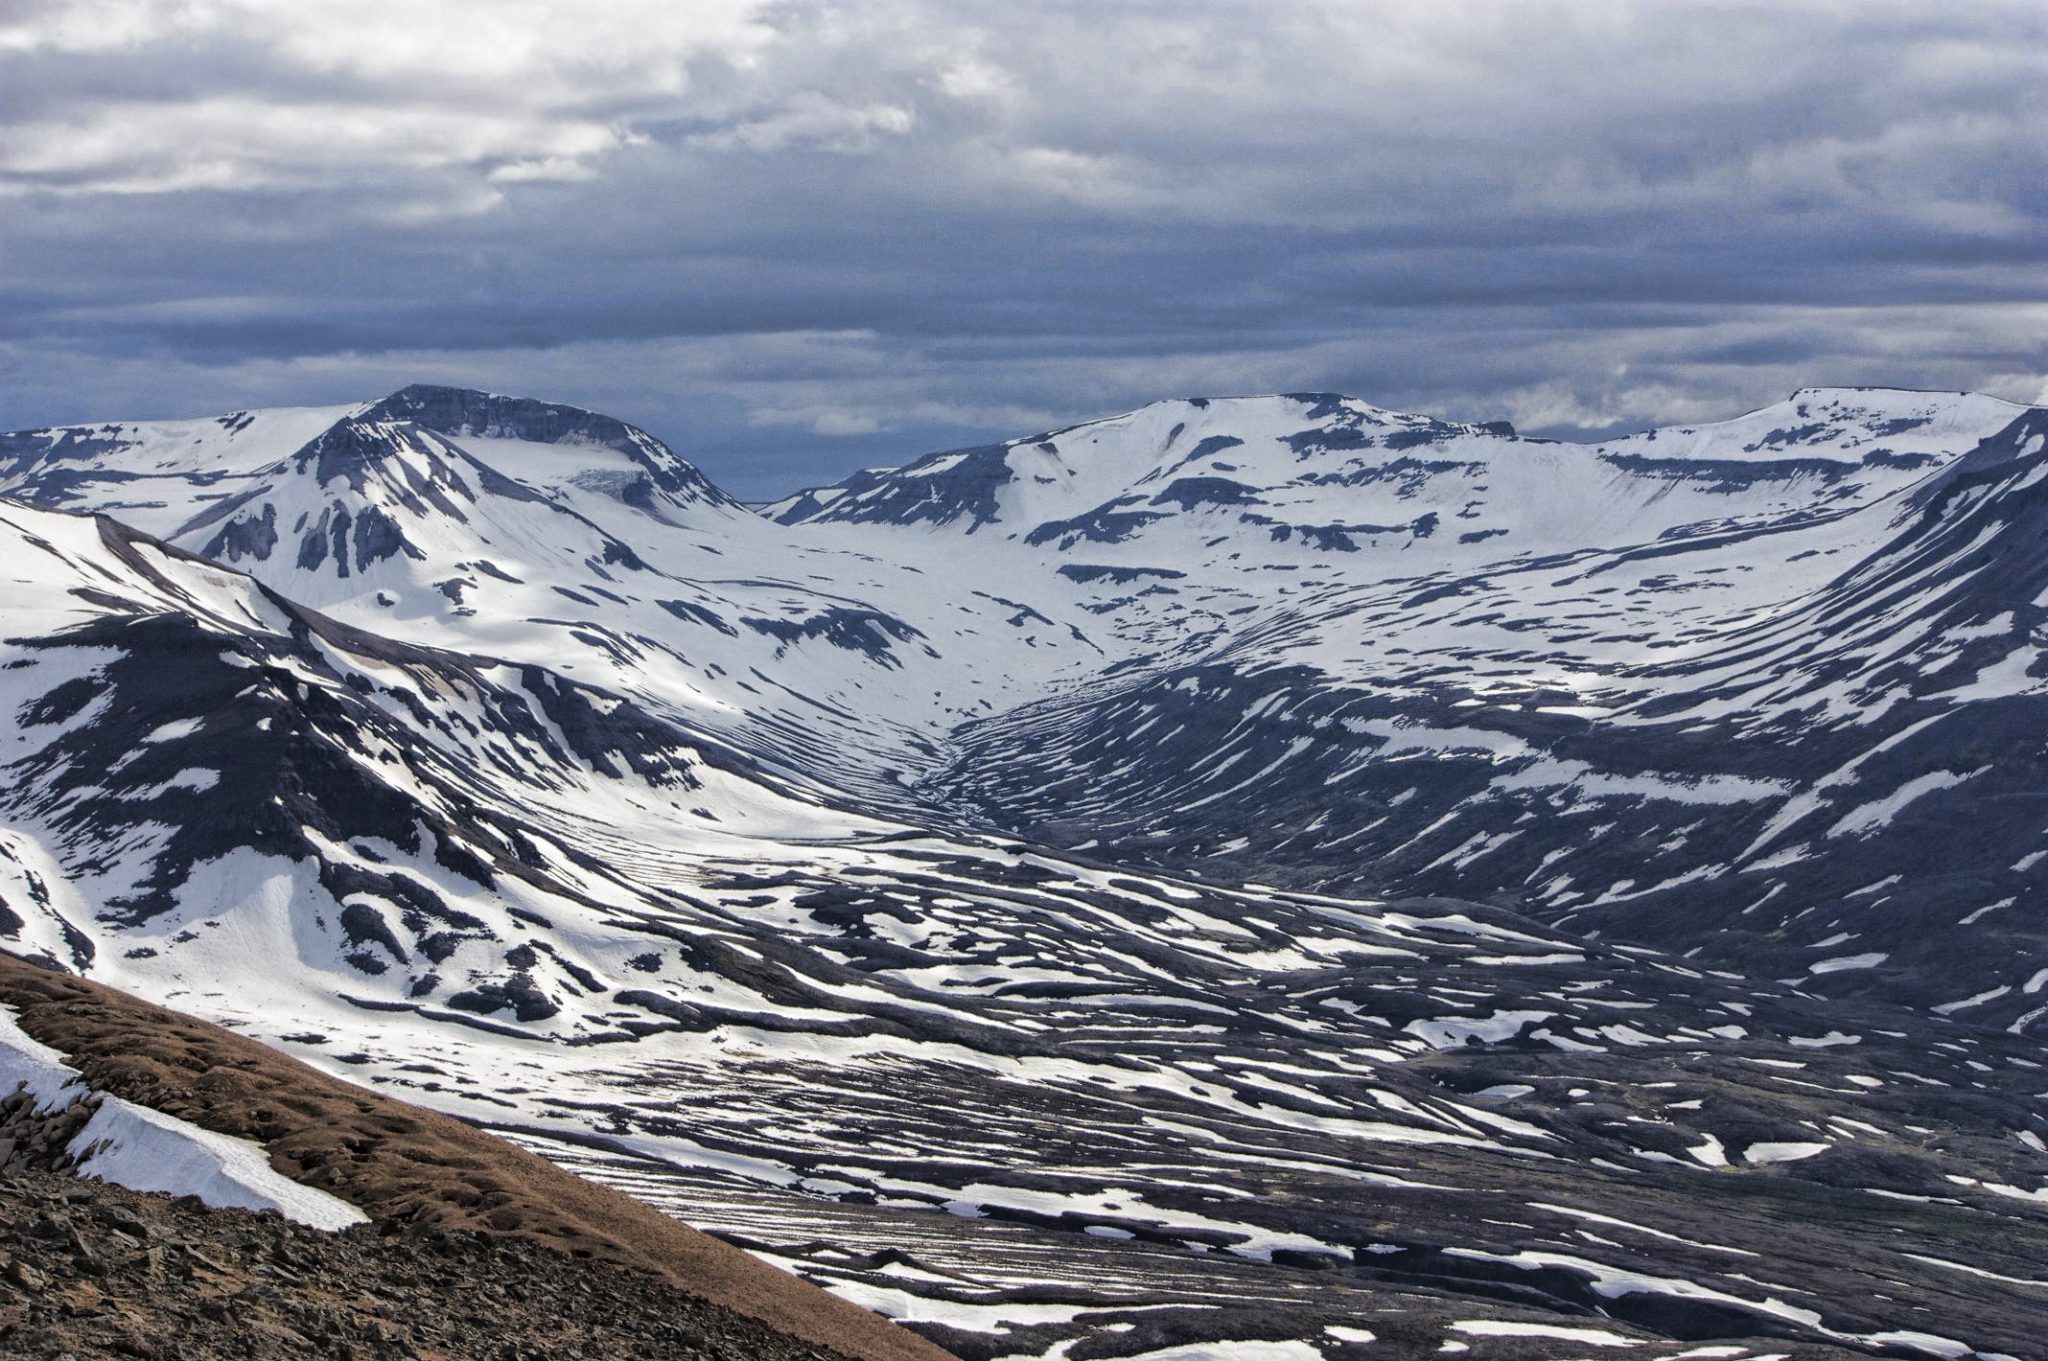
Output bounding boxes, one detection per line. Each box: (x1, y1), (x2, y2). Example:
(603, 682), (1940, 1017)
(361, 385), (737, 509)
(1595, 386), (2036, 467)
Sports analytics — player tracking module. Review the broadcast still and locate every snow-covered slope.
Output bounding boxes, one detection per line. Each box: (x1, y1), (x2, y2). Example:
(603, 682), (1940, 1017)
(4, 389), (1115, 798)
(5, 383), (2041, 1026)
(0, 402), (363, 539)
(2, 382), (2046, 1358)
(937, 406), (2048, 1028)
(767, 387), (2025, 566)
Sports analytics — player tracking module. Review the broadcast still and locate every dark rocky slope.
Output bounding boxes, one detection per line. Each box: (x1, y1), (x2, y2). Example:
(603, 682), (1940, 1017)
(0, 1167), (861, 1361)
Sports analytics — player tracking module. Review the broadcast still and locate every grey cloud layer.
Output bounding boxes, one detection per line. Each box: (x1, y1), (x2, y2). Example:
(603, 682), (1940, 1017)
(3, 0), (2044, 497)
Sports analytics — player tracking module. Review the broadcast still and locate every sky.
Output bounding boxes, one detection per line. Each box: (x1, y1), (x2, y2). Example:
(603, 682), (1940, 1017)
(3, 1), (2044, 500)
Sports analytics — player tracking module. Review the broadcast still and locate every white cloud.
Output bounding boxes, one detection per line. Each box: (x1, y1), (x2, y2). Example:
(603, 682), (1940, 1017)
(1, 97), (638, 199)
(7, 0), (2045, 232)
(934, 57), (1013, 104)
(0, 0), (222, 56)
(1, 0), (2041, 486)
(687, 94), (915, 155)
(0, 0), (773, 202)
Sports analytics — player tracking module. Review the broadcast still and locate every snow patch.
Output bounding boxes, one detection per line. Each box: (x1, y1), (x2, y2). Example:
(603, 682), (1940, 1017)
(0, 1004), (366, 1230)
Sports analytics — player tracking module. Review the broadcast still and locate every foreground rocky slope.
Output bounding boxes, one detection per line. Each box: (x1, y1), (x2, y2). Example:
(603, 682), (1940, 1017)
(0, 1168), (856, 1361)
(0, 385), (2044, 1357)
(0, 953), (949, 1361)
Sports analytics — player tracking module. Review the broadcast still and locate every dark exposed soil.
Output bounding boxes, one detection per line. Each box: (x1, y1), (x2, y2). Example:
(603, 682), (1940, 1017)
(0, 951), (954, 1361)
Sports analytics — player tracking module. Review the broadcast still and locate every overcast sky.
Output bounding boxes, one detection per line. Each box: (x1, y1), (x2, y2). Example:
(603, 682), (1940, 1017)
(3, 1), (2044, 498)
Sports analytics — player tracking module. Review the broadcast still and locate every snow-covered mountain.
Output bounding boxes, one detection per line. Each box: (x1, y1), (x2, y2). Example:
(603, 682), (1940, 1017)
(927, 400), (2048, 1029)
(1, 387), (1110, 799)
(766, 386), (2016, 560)
(761, 385), (2048, 1027)
(2, 383), (2045, 1360)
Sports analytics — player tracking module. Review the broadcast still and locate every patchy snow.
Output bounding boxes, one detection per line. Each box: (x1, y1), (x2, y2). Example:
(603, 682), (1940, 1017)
(1450, 1319), (1643, 1346)
(1688, 1133), (1730, 1168)
(1810, 953), (1887, 975)
(1743, 1141), (1830, 1165)
(1403, 1010), (1550, 1049)
(4, 384), (2046, 1358)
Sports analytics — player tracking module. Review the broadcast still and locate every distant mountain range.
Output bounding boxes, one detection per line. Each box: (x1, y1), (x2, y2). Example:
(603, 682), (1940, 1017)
(1, 383), (2043, 1360)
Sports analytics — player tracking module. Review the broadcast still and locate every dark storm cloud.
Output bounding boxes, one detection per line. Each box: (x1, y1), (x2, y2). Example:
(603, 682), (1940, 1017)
(2, 1), (2043, 497)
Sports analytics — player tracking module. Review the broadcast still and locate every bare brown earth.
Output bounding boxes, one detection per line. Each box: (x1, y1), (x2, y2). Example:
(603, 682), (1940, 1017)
(0, 949), (956, 1361)
(0, 1165), (874, 1360)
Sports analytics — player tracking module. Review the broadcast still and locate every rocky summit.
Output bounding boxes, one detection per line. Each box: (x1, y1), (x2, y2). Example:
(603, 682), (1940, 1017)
(0, 384), (2043, 1360)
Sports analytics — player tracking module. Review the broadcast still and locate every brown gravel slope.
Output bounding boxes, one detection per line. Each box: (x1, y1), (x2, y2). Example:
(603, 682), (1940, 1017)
(0, 950), (955, 1361)
(0, 1166), (869, 1360)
